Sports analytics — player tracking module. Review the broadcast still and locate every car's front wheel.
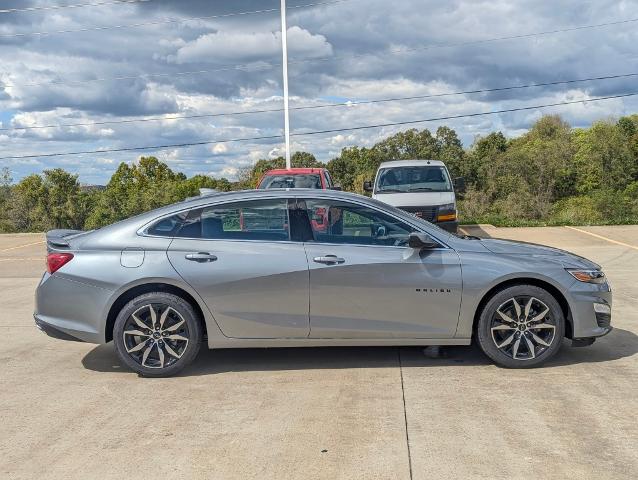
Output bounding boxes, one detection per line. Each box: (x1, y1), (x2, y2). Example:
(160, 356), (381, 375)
(113, 292), (202, 377)
(476, 285), (565, 368)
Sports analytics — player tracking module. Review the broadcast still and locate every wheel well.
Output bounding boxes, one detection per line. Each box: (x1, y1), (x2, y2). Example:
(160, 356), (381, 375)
(473, 278), (573, 338)
(105, 283), (207, 342)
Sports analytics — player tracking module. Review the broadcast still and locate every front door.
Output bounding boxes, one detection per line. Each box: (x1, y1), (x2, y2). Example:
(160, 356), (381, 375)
(300, 198), (462, 338)
(167, 198), (310, 339)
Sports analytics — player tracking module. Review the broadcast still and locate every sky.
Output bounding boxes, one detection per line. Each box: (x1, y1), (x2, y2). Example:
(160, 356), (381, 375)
(1, 0), (638, 184)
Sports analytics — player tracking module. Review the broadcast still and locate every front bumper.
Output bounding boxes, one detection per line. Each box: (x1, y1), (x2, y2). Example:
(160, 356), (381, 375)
(568, 279), (613, 339)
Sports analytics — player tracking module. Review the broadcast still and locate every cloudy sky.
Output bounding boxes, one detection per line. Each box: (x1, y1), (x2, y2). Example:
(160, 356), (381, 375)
(1, 0), (638, 184)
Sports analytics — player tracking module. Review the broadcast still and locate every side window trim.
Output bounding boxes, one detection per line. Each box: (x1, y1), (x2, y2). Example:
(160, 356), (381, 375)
(295, 196), (451, 249)
(299, 198), (416, 248)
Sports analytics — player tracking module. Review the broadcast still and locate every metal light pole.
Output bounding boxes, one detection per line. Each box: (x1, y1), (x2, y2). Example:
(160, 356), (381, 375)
(280, 0), (291, 169)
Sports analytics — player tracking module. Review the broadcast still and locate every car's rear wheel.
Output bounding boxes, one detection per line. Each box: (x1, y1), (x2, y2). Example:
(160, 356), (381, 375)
(113, 292), (202, 377)
(476, 285), (565, 368)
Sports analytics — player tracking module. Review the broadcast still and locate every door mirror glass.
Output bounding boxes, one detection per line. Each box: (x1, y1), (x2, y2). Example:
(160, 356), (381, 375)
(408, 232), (440, 249)
(363, 181), (373, 192)
(453, 176), (466, 193)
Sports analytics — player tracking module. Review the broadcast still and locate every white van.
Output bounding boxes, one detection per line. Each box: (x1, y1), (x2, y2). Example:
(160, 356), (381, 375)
(363, 159), (463, 233)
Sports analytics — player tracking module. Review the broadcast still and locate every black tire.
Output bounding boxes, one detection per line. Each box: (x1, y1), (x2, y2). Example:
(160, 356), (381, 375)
(476, 285), (565, 368)
(113, 292), (202, 377)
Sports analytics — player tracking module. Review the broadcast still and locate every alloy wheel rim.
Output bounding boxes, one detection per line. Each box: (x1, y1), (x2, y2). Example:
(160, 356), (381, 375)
(122, 304), (189, 369)
(490, 296), (556, 361)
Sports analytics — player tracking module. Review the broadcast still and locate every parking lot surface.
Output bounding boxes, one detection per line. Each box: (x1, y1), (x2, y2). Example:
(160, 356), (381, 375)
(0, 226), (636, 479)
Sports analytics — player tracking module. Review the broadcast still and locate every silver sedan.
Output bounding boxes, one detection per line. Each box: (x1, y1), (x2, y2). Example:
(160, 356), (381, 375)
(35, 189), (612, 376)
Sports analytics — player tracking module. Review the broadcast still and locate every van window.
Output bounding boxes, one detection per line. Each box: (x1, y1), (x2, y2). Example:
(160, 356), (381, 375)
(376, 166), (452, 193)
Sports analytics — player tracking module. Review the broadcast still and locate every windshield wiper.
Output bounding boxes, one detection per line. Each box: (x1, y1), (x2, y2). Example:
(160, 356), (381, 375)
(408, 187), (434, 192)
(378, 188), (405, 193)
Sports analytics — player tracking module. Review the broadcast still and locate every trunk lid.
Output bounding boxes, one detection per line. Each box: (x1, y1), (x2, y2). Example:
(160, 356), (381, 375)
(45, 229), (89, 251)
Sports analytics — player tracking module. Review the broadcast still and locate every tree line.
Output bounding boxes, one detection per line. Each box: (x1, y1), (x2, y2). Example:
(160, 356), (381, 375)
(0, 113), (637, 232)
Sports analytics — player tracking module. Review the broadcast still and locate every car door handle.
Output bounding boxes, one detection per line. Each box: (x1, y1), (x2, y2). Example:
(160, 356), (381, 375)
(313, 255), (345, 265)
(185, 252), (218, 263)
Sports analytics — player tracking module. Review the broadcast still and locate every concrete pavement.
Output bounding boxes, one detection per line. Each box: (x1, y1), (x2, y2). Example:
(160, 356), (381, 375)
(0, 227), (636, 479)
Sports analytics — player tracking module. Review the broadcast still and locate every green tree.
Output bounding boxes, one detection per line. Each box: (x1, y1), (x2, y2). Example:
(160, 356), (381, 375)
(478, 115), (576, 220)
(0, 168), (13, 232)
(573, 119), (637, 194)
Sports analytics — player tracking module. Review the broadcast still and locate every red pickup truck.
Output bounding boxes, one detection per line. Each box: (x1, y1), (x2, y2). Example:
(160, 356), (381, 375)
(256, 168), (340, 232)
(256, 168), (337, 190)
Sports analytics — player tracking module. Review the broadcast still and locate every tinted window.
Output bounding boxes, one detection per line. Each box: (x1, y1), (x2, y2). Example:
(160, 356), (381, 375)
(376, 166), (452, 193)
(259, 174), (322, 189)
(147, 212), (188, 236)
(304, 200), (415, 246)
(176, 199), (290, 241)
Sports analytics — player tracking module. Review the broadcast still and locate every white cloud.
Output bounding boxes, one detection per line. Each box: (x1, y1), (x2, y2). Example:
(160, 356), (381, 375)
(211, 143), (228, 154)
(173, 26), (332, 64)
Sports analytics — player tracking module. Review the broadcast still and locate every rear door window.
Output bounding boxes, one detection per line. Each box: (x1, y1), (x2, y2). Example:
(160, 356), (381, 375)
(176, 199), (291, 242)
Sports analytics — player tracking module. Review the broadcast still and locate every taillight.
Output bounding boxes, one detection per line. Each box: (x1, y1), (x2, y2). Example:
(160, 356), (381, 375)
(46, 253), (74, 274)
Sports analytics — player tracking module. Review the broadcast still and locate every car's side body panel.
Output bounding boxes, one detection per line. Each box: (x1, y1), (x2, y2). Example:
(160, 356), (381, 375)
(167, 238), (310, 339)
(304, 243), (462, 338)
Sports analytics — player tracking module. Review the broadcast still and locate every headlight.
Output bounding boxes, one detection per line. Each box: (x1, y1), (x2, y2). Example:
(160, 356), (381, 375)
(566, 269), (606, 284)
(437, 203), (457, 222)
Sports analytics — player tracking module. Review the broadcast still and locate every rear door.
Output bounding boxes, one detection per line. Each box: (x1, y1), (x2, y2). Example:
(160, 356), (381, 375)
(167, 198), (310, 339)
(299, 197), (462, 339)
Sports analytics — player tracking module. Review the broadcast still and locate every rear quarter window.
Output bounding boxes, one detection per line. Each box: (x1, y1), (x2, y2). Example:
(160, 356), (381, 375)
(146, 213), (187, 236)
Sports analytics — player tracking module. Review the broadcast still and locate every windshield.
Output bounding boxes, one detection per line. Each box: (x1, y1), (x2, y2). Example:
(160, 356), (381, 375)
(259, 174), (322, 189)
(375, 166), (452, 193)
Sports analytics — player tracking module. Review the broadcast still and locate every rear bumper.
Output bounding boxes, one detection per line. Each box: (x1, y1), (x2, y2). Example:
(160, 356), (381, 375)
(34, 315), (84, 342)
(34, 272), (111, 344)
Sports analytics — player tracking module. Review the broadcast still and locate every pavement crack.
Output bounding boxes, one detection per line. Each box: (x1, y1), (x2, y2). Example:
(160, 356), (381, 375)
(398, 347), (413, 480)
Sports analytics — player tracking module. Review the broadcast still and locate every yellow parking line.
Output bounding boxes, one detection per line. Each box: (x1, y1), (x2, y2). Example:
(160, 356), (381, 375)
(0, 240), (45, 252)
(564, 226), (638, 250)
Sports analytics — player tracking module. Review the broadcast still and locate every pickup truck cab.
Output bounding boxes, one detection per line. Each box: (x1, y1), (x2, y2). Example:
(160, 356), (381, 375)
(364, 159), (460, 233)
(257, 168), (336, 190)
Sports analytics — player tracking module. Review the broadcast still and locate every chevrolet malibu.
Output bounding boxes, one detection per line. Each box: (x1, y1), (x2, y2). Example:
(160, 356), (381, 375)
(35, 189), (612, 377)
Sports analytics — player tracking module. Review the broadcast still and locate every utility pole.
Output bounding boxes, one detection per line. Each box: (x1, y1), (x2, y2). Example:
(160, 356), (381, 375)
(280, 0), (291, 169)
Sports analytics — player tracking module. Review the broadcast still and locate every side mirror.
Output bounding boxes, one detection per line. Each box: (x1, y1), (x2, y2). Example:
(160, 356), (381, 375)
(331, 184), (342, 191)
(453, 177), (466, 193)
(363, 181), (373, 192)
(408, 232), (440, 249)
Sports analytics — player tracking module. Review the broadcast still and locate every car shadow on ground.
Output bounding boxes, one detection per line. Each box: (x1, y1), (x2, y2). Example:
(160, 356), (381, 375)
(81, 327), (638, 377)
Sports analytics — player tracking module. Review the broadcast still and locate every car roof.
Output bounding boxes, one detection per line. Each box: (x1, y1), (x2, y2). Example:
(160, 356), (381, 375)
(378, 159), (445, 168)
(180, 188), (358, 206)
(264, 168), (326, 175)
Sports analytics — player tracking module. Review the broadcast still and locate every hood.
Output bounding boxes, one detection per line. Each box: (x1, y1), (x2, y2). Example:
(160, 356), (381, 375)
(480, 238), (601, 269)
(373, 191), (455, 207)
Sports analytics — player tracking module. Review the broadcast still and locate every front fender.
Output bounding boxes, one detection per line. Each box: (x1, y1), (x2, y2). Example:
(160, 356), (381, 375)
(455, 252), (576, 338)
